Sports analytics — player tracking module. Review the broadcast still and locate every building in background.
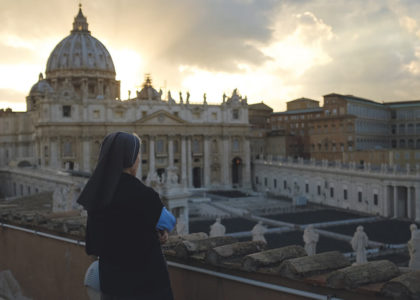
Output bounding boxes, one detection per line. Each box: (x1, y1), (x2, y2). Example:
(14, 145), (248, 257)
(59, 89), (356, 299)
(263, 94), (420, 167)
(0, 7), (252, 195)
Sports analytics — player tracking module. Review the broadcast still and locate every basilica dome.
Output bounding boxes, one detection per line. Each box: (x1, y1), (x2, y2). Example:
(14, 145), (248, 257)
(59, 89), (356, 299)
(30, 73), (54, 95)
(45, 7), (115, 79)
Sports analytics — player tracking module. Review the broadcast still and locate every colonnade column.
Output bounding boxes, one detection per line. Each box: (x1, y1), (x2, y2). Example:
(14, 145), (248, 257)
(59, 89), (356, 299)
(187, 137), (192, 188)
(168, 137), (174, 168)
(393, 185), (398, 218)
(82, 138), (90, 172)
(149, 137), (155, 176)
(181, 136), (187, 187)
(203, 136), (210, 187)
(243, 138), (251, 188)
(407, 186), (412, 219)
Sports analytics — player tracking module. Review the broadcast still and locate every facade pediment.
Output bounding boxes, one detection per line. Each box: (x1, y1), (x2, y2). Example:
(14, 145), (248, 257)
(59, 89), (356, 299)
(136, 110), (188, 125)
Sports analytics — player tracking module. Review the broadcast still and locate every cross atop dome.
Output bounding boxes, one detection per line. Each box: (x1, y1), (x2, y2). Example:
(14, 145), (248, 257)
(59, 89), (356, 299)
(143, 74), (153, 88)
(72, 4), (90, 34)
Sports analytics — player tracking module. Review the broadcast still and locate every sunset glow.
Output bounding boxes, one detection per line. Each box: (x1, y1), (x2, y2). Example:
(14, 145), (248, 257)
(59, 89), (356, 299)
(2, 1), (420, 111)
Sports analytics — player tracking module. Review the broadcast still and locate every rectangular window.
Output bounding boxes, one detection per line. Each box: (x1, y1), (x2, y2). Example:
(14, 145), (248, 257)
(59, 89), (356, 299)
(192, 139), (200, 153)
(156, 139), (165, 154)
(274, 179), (277, 188)
(305, 183), (309, 193)
(141, 141), (147, 154)
(173, 140), (179, 153)
(232, 109), (239, 120)
(93, 110), (100, 119)
(256, 176), (259, 184)
(344, 189), (348, 200)
(374, 194), (378, 206)
(317, 185), (321, 195)
(264, 177), (267, 186)
(115, 111), (124, 118)
(358, 191), (362, 202)
(283, 180), (287, 189)
(330, 187), (334, 198)
(232, 138), (240, 152)
(63, 141), (73, 157)
(62, 105), (71, 117)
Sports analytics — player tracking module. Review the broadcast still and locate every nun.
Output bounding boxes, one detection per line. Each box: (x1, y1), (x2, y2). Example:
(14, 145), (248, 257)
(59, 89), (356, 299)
(77, 132), (176, 300)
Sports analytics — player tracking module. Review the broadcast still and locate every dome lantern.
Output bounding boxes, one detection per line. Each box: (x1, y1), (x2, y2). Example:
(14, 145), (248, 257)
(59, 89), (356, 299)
(72, 4), (90, 34)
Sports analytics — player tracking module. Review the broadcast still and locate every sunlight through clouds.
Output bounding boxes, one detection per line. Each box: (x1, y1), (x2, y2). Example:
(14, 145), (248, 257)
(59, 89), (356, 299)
(262, 12), (333, 77)
(3, 0), (420, 111)
(109, 48), (143, 99)
(179, 66), (298, 110)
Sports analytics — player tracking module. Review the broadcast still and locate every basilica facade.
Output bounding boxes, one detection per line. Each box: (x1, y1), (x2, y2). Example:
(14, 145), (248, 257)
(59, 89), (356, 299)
(0, 7), (251, 191)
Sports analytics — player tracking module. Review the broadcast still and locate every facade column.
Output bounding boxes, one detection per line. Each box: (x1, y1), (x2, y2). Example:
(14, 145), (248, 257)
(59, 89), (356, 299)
(243, 138), (251, 188)
(40, 140), (46, 167)
(415, 187), (420, 222)
(136, 145), (142, 180)
(221, 136), (230, 187)
(203, 136), (210, 187)
(50, 138), (59, 169)
(34, 140), (40, 167)
(393, 185), (398, 218)
(168, 136), (174, 168)
(181, 136), (187, 187)
(187, 137), (192, 188)
(407, 186), (412, 219)
(149, 137), (155, 176)
(82, 139), (90, 172)
(0, 147), (4, 167)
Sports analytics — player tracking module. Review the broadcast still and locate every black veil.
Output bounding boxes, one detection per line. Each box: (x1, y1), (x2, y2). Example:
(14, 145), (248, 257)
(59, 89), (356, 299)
(77, 131), (140, 212)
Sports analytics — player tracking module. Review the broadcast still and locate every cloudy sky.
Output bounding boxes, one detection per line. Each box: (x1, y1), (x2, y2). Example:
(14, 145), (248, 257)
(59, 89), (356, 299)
(2, 0), (420, 111)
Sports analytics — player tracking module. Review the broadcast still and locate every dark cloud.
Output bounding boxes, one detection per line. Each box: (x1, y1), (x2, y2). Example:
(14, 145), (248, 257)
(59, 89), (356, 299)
(270, 0), (420, 103)
(4, 0), (420, 110)
(88, 0), (277, 72)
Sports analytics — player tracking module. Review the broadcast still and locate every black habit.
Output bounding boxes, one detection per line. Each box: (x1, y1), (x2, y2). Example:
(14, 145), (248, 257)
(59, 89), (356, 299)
(96, 173), (172, 298)
(77, 132), (173, 299)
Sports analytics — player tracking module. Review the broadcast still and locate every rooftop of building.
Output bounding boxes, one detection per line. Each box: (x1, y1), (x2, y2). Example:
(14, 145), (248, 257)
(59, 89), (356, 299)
(324, 93), (380, 105)
(272, 107), (324, 115)
(1, 190), (419, 299)
(248, 102), (273, 111)
(287, 97), (320, 103)
(384, 100), (420, 108)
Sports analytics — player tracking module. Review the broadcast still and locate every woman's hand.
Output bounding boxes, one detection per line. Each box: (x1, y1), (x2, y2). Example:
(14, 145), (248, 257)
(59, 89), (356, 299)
(158, 230), (169, 244)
